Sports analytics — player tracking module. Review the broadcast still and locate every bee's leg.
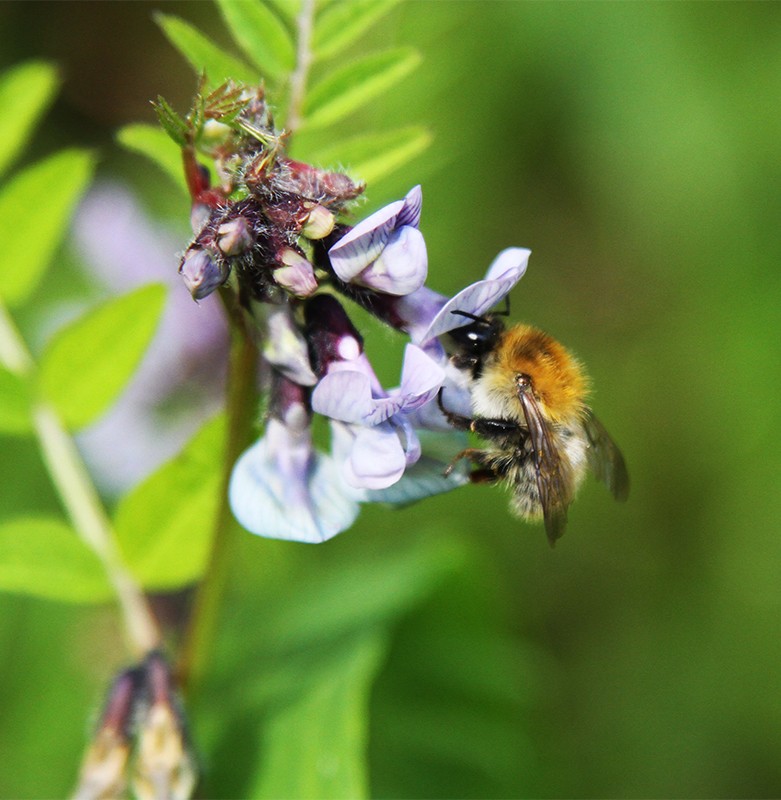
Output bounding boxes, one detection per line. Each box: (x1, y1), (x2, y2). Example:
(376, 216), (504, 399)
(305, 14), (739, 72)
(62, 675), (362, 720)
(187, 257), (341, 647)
(436, 388), (473, 430)
(443, 448), (501, 483)
(469, 417), (521, 438)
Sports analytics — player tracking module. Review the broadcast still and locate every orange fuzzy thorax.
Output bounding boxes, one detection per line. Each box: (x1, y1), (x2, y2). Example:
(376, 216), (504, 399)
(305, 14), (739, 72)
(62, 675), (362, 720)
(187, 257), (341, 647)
(487, 324), (589, 423)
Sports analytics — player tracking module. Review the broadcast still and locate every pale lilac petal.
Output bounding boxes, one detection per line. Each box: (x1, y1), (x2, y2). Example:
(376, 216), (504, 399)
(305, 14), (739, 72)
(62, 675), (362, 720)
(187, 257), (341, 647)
(397, 344), (446, 411)
(263, 309), (318, 387)
(366, 454), (469, 505)
(396, 185), (422, 228)
(395, 416), (421, 465)
(343, 425), (406, 490)
(229, 421), (360, 543)
(354, 226), (427, 296)
(328, 200), (405, 279)
(394, 286), (448, 342)
(311, 371), (377, 423)
(416, 247), (531, 344)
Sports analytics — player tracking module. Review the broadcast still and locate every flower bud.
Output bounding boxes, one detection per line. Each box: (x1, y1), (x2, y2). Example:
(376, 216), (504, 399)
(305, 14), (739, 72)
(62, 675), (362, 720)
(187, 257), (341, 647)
(215, 216), (254, 256)
(273, 247), (317, 298)
(301, 204), (335, 240)
(131, 652), (197, 800)
(179, 248), (228, 300)
(72, 667), (140, 800)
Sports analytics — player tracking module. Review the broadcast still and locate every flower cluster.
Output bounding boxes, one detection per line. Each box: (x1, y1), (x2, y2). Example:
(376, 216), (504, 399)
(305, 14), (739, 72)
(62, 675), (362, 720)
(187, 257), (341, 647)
(167, 83), (531, 543)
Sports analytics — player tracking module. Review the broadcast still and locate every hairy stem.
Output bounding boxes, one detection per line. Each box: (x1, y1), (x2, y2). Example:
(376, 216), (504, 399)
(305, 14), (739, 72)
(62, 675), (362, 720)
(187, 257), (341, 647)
(177, 291), (259, 692)
(0, 301), (161, 656)
(285, 0), (315, 137)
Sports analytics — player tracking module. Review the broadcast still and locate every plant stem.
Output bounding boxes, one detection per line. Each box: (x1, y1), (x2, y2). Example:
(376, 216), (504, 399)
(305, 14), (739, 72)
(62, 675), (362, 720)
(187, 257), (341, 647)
(286, 0), (315, 137)
(0, 300), (161, 656)
(177, 291), (258, 692)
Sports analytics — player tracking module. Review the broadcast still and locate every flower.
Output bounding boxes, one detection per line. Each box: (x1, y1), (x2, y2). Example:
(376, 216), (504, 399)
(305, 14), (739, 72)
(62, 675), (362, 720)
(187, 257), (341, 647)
(313, 343), (445, 489)
(229, 373), (360, 543)
(328, 186), (427, 296)
(178, 247), (228, 300)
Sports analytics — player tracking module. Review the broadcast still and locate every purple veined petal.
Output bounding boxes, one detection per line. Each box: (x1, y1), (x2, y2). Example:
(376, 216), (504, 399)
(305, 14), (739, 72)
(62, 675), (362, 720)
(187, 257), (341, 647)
(396, 344), (446, 411)
(312, 370), (378, 424)
(263, 309), (318, 387)
(179, 248), (228, 300)
(328, 196), (408, 279)
(229, 428), (361, 543)
(416, 247), (531, 344)
(343, 424), (406, 490)
(354, 226), (427, 296)
(394, 286), (448, 343)
(395, 185), (422, 229)
(394, 416), (421, 465)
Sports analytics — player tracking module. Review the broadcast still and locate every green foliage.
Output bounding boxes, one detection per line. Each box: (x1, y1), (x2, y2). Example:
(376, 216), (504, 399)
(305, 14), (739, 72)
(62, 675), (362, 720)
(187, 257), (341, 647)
(113, 415), (225, 590)
(0, 367), (32, 435)
(0, 517), (112, 603)
(215, 0), (295, 81)
(312, 0), (402, 62)
(116, 123), (187, 192)
(126, 0), (428, 190)
(197, 531), (470, 798)
(0, 61), (59, 180)
(252, 631), (385, 799)
(155, 12), (258, 88)
(0, 149), (95, 308)
(38, 284), (167, 430)
(316, 126), (432, 185)
(303, 48), (421, 131)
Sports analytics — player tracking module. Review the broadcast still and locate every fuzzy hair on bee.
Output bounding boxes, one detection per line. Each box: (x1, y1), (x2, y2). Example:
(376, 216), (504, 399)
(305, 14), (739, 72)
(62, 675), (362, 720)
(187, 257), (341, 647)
(440, 312), (628, 545)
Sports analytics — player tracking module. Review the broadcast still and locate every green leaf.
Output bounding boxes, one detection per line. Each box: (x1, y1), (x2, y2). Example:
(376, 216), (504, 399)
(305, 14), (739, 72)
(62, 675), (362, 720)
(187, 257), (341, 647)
(114, 415), (225, 590)
(38, 284), (167, 430)
(252, 631), (386, 800)
(317, 125), (432, 185)
(0, 517), (112, 603)
(215, 0), (295, 81)
(0, 367), (32, 435)
(0, 149), (95, 308)
(155, 12), (258, 87)
(0, 61), (59, 180)
(116, 123), (186, 192)
(313, 0), (402, 62)
(303, 48), (421, 131)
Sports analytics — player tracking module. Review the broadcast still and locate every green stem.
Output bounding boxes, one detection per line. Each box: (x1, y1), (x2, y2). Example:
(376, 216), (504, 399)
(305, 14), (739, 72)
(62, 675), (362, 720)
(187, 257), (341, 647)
(286, 0), (315, 137)
(0, 301), (161, 656)
(177, 292), (258, 692)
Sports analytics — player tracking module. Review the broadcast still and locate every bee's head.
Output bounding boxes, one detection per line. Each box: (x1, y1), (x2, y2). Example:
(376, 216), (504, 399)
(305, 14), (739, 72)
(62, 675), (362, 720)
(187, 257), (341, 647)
(447, 311), (505, 376)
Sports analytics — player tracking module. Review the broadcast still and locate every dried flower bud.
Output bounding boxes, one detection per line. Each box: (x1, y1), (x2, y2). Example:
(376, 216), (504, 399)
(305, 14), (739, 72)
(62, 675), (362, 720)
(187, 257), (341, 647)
(131, 653), (197, 800)
(215, 216), (254, 256)
(179, 248), (228, 300)
(273, 247), (317, 298)
(72, 668), (140, 800)
(301, 204), (335, 240)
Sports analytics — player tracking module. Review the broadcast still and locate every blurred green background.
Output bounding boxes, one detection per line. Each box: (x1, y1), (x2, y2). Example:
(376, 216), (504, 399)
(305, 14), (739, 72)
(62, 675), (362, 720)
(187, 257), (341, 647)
(1, 1), (781, 797)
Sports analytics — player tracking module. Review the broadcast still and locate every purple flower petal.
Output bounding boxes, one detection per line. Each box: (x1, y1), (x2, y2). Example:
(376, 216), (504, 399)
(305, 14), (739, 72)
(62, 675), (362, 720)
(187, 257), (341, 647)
(415, 247), (531, 345)
(396, 344), (446, 411)
(343, 425), (407, 489)
(274, 249), (318, 297)
(312, 370), (383, 424)
(229, 418), (360, 543)
(353, 226), (427, 296)
(179, 248), (228, 300)
(263, 309), (318, 387)
(395, 185), (422, 228)
(328, 200), (405, 279)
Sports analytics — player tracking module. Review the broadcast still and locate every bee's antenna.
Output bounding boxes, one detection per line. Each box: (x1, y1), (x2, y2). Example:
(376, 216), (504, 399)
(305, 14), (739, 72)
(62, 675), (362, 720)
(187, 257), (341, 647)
(496, 296), (510, 317)
(450, 309), (485, 323)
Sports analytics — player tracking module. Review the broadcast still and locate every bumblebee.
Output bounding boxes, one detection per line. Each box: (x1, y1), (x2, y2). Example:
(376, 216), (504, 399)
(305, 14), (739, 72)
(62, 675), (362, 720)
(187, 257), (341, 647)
(440, 311), (628, 545)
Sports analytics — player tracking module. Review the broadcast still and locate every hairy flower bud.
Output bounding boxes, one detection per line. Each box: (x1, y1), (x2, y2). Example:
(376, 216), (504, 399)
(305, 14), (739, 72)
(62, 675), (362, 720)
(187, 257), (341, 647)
(179, 247), (228, 300)
(215, 216), (254, 256)
(301, 203), (335, 240)
(273, 247), (317, 298)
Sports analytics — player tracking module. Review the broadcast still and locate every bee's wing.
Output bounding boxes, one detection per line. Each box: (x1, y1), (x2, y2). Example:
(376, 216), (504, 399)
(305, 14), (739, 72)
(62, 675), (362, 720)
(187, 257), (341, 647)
(582, 409), (629, 502)
(518, 391), (569, 546)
